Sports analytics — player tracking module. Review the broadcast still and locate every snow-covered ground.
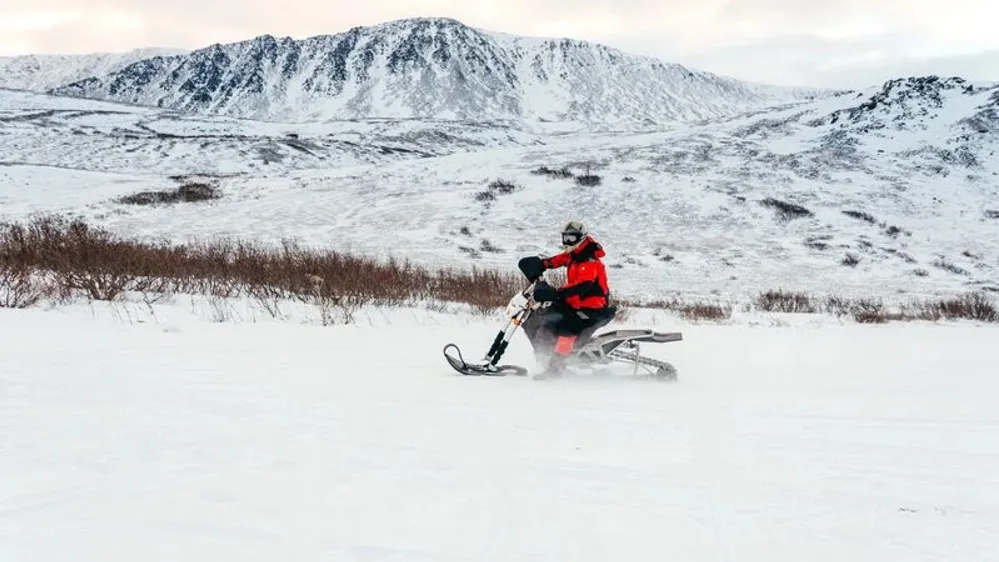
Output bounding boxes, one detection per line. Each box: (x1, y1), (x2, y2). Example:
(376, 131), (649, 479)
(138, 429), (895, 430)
(2, 78), (998, 301)
(2, 298), (998, 561)
(3, 24), (996, 561)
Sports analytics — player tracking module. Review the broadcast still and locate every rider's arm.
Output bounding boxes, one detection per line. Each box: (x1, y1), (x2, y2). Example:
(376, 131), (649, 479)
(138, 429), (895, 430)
(542, 252), (571, 269)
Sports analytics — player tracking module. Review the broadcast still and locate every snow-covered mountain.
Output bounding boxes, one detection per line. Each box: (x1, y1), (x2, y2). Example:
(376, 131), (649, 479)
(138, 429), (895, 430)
(0, 48), (188, 92)
(43, 17), (829, 124)
(2, 74), (997, 300)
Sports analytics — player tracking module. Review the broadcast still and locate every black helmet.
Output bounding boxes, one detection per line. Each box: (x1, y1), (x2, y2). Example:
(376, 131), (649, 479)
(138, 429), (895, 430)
(561, 221), (587, 250)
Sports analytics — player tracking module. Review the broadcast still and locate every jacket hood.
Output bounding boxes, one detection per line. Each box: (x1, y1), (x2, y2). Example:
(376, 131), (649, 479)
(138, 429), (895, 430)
(569, 235), (605, 261)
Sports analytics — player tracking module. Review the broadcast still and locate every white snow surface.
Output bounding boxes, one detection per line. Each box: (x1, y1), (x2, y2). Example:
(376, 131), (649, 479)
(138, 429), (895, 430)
(2, 76), (997, 301)
(42, 17), (830, 124)
(2, 297), (998, 561)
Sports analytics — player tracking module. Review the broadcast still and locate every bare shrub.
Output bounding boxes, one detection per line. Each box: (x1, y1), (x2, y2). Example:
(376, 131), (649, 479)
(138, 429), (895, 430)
(615, 296), (679, 311)
(760, 198), (813, 221)
(842, 209), (878, 224)
(0, 215), (525, 315)
(531, 166), (573, 178)
(574, 162), (602, 187)
(804, 236), (831, 250)
(932, 258), (969, 276)
(841, 253), (860, 267)
(1, 217), (148, 301)
(616, 295), (730, 322)
(889, 250), (917, 263)
(823, 293), (996, 324)
(623, 289), (997, 326)
(480, 239), (502, 253)
(0, 265), (51, 308)
(847, 299), (893, 323)
(931, 293), (998, 322)
(487, 179), (517, 195)
(307, 274), (369, 325)
(883, 225), (909, 238)
(476, 179), (519, 203)
(575, 174), (602, 186)
(119, 182), (221, 205)
(755, 290), (817, 313)
(679, 303), (732, 322)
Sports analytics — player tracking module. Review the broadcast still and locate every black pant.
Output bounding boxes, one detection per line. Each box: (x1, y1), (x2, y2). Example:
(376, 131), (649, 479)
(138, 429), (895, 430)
(522, 302), (612, 358)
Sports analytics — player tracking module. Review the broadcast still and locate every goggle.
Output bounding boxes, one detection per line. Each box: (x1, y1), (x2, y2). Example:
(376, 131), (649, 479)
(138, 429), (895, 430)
(562, 232), (582, 246)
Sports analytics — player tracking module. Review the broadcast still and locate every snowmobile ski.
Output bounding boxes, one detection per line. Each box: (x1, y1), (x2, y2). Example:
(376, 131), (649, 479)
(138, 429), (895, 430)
(443, 343), (528, 377)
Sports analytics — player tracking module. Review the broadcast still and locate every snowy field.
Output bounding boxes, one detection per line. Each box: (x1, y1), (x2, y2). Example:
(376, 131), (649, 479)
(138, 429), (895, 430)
(3, 26), (997, 561)
(3, 79), (998, 301)
(3, 298), (998, 561)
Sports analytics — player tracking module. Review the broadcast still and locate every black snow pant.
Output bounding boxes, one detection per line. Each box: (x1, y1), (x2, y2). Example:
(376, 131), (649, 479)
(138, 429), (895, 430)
(521, 302), (612, 362)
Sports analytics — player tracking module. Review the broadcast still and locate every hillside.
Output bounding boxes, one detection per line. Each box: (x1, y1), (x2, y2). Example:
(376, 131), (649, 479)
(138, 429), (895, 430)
(40, 17), (829, 124)
(0, 47), (187, 92)
(0, 88), (542, 178)
(2, 73), (997, 301)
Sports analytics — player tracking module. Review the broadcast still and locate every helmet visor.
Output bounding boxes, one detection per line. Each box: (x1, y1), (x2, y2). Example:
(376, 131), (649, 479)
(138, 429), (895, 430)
(562, 231), (582, 247)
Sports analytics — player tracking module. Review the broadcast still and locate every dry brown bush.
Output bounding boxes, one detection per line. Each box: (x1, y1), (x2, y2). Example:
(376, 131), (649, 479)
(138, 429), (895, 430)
(615, 295), (732, 322)
(928, 293), (998, 322)
(678, 303), (733, 322)
(824, 294), (998, 324)
(118, 182), (221, 205)
(821, 293), (996, 324)
(755, 290), (817, 313)
(4, 215), (996, 326)
(624, 289), (997, 325)
(0, 215), (525, 319)
(0, 265), (53, 308)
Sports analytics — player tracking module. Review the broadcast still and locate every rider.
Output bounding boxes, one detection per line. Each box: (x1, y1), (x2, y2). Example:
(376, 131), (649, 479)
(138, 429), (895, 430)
(527, 221), (612, 377)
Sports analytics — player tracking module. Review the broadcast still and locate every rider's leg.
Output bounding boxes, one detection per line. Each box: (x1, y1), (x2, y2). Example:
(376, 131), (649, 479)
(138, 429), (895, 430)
(542, 309), (601, 376)
(521, 305), (565, 367)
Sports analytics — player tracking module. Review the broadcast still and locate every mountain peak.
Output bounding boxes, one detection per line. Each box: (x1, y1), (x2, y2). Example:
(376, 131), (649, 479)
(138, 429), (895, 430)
(28, 19), (831, 124)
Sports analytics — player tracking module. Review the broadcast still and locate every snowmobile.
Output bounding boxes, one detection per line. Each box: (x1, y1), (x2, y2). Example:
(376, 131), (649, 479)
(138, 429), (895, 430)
(443, 256), (682, 380)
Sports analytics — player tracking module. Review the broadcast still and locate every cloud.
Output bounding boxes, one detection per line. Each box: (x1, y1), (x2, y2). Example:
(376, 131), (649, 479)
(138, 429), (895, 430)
(601, 30), (999, 88)
(0, 0), (997, 87)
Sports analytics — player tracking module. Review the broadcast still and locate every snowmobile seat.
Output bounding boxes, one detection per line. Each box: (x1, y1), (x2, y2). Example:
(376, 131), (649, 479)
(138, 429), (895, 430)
(574, 305), (617, 350)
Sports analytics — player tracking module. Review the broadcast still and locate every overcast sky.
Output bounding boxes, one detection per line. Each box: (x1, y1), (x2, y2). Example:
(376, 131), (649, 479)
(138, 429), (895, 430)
(1, 0), (997, 88)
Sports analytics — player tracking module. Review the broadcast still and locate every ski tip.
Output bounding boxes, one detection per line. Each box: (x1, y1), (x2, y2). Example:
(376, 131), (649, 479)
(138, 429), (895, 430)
(443, 343), (528, 377)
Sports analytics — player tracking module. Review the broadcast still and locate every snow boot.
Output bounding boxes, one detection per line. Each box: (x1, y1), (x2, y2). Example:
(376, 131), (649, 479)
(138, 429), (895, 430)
(532, 336), (575, 380)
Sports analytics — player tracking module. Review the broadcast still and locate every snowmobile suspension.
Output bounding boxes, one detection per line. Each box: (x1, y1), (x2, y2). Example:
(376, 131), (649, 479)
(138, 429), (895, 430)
(483, 308), (531, 366)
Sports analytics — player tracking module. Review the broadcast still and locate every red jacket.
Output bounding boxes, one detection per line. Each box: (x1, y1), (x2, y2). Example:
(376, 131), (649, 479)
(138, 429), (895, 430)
(542, 236), (609, 309)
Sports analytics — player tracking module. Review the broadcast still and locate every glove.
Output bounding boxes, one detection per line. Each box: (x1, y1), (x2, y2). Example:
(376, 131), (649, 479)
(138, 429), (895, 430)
(518, 256), (546, 282)
(532, 281), (559, 302)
